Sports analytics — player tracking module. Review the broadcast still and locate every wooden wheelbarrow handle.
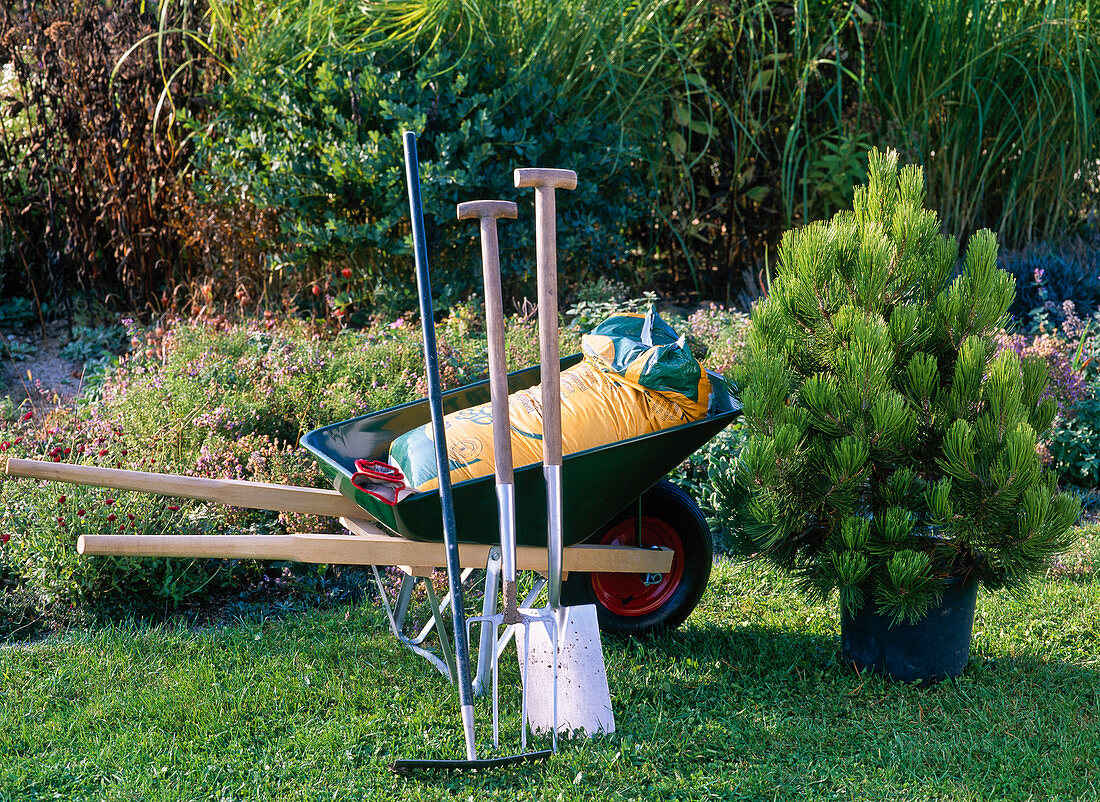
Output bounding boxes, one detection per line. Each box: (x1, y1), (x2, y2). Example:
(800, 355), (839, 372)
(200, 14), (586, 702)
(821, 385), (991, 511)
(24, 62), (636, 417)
(3, 458), (371, 521)
(76, 530), (673, 573)
(8, 458), (675, 575)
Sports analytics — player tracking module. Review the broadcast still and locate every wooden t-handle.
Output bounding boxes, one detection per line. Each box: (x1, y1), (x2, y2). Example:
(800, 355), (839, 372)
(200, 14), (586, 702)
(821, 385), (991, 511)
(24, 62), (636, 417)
(456, 200), (518, 485)
(513, 168), (578, 192)
(456, 200), (518, 221)
(513, 168), (576, 467)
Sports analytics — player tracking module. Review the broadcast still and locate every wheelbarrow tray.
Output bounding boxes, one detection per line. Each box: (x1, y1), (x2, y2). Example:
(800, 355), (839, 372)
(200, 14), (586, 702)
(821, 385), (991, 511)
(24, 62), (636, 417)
(301, 355), (740, 548)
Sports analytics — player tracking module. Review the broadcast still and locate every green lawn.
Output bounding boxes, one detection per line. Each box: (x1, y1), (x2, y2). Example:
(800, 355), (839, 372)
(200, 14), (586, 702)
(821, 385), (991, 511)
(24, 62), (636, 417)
(1, 558), (1097, 801)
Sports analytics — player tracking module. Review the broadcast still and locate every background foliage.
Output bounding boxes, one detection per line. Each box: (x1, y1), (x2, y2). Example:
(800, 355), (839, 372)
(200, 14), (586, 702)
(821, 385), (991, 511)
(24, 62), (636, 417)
(0, 0), (212, 315)
(193, 41), (648, 316)
(2, 0), (1097, 317)
(2, 0), (1100, 623)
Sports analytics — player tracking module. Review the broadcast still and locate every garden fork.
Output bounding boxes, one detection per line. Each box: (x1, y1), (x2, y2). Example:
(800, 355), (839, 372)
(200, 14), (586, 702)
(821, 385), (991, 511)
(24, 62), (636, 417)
(457, 199), (556, 759)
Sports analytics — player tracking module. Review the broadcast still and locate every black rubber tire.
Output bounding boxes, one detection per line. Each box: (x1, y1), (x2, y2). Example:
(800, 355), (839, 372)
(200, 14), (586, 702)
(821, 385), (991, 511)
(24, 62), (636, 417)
(561, 480), (712, 636)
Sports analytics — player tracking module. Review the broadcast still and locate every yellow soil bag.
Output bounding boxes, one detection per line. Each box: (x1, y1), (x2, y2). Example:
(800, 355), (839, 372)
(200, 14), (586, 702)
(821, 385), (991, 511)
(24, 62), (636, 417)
(389, 308), (710, 492)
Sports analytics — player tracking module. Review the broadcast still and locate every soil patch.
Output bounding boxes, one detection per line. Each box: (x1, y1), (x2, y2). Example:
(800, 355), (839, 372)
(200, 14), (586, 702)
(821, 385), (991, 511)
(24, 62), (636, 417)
(1, 321), (86, 407)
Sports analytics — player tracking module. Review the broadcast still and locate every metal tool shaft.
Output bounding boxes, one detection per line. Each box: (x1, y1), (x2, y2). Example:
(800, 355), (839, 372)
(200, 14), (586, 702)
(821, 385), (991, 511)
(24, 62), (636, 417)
(403, 131), (477, 762)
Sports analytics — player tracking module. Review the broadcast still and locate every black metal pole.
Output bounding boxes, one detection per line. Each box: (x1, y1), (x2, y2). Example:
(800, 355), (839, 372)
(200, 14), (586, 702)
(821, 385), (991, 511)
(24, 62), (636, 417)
(401, 131), (477, 761)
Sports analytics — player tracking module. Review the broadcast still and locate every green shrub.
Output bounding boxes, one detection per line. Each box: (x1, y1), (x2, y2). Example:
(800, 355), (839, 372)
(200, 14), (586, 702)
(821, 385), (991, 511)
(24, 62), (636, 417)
(993, 324), (1095, 487)
(6, 0), (1099, 314)
(59, 324), (129, 369)
(0, 312), (580, 611)
(649, 0), (1100, 301)
(0, 336), (36, 363)
(193, 39), (647, 313)
(0, 297), (40, 328)
(0, 406), (248, 611)
(683, 303), (751, 376)
(725, 148), (1080, 624)
(667, 301), (752, 550)
(1049, 392), (1100, 488)
(565, 282), (658, 332)
(2, 479), (235, 610)
(95, 315), (571, 454)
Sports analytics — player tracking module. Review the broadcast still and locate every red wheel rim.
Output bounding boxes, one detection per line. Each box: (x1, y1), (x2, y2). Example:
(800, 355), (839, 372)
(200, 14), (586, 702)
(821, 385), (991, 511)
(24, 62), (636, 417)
(590, 516), (684, 617)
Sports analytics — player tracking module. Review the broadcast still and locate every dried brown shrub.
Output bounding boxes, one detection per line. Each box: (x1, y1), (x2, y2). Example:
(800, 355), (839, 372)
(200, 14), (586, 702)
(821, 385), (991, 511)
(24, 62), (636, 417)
(0, 0), (269, 318)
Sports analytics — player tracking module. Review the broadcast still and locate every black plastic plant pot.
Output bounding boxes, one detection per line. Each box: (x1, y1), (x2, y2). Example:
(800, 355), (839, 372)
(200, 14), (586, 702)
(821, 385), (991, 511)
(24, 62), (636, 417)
(840, 578), (979, 684)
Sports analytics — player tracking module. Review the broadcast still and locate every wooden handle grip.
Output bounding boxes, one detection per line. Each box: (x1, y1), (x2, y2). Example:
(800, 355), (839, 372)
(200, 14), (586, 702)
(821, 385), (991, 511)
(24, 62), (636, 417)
(77, 532), (385, 563)
(513, 168), (577, 190)
(456, 200), (518, 220)
(5, 458), (371, 520)
(514, 167), (577, 466)
(79, 530), (674, 573)
(456, 202), (515, 484)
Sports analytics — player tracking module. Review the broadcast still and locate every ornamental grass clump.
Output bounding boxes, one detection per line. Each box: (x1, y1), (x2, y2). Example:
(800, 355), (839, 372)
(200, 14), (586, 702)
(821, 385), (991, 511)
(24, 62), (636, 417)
(729, 148), (1080, 625)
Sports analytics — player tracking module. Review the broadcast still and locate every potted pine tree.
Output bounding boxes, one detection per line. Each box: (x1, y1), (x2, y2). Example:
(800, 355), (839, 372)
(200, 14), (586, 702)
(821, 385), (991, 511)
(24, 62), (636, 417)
(727, 148), (1080, 682)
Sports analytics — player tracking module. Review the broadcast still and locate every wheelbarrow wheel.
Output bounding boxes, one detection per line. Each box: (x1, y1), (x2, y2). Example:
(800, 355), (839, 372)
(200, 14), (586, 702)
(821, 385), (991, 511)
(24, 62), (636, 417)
(561, 479), (712, 636)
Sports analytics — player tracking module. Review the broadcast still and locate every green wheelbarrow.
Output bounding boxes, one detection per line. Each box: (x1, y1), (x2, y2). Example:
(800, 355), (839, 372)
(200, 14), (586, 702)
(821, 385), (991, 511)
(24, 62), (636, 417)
(301, 354), (741, 636)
